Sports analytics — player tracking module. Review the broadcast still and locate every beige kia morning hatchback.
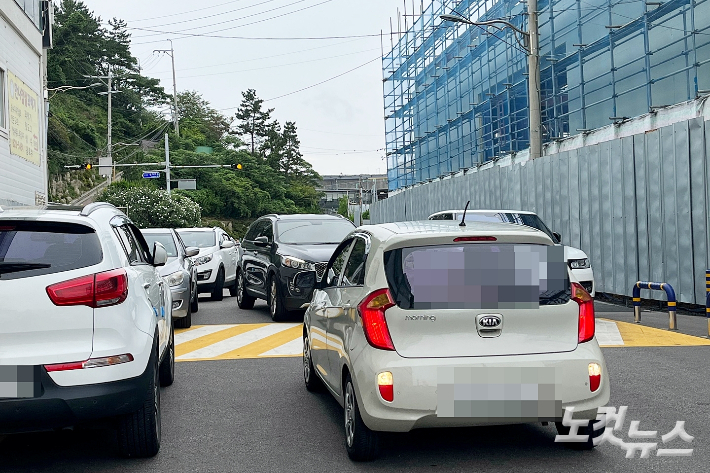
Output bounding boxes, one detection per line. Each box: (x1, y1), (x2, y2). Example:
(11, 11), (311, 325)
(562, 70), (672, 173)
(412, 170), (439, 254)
(302, 220), (610, 461)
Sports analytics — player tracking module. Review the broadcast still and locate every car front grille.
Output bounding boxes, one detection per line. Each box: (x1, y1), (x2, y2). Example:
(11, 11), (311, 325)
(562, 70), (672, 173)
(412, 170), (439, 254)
(315, 263), (328, 282)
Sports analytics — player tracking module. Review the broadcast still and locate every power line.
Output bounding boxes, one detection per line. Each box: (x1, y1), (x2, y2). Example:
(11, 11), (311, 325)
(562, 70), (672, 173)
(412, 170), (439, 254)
(132, 0), (336, 39)
(133, 0), (281, 30)
(126, 0), (248, 22)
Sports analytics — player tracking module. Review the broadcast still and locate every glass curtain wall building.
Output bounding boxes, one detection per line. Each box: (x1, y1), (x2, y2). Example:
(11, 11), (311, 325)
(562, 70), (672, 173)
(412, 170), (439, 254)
(383, 0), (710, 190)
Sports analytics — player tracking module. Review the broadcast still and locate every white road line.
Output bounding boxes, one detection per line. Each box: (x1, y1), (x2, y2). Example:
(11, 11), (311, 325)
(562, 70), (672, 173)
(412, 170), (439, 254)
(175, 325), (235, 345)
(177, 324), (299, 360)
(595, 319), (624, 345)
(259, 337), (303, 357)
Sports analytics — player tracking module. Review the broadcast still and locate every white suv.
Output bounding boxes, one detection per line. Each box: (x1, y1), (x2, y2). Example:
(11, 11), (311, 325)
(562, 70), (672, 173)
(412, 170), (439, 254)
(176, 227), (238, 301)
(303, 221), (609, 461)
(0, 203), (174, 458)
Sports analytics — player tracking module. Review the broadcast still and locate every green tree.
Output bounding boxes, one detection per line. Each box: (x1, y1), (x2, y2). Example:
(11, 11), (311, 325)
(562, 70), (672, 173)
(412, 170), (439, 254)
(98, 186), (201, 228)
(177, 91), (231, 148)
(234, 89), (274, 155)
(338, 196), (349, 218)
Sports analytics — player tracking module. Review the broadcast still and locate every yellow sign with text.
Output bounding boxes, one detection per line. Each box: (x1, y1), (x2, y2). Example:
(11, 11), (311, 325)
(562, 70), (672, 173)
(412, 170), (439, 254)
(8, 71), (41, 166)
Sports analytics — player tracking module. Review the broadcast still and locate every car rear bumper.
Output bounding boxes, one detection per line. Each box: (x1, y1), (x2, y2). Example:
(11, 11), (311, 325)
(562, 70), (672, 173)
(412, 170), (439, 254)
(0, 360), (151, 434)
(352, 339), (610, 433)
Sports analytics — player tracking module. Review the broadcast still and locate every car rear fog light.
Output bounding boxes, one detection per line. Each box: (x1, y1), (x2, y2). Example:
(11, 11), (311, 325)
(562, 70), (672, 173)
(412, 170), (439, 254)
(588, 363), (601, 392)
(46, 268), (128, 308)
(45, 354), (134, 372)
(358, 289), (396, 351)
(572, 282), (595, 343)
(377, 371), (394, 402)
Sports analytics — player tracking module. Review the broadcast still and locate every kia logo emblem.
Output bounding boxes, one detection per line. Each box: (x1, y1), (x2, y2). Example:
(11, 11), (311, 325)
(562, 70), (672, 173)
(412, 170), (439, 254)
(479, 315), (502, 328)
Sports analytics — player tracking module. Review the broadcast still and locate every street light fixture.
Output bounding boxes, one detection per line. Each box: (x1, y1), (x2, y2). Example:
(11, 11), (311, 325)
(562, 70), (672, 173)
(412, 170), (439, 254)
(440, 7), (541, 160)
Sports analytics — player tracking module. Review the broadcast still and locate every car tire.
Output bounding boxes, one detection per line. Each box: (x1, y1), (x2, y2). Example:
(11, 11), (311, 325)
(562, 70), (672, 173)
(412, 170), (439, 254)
(190, 284), (199, 313)
(211, 267), (225, 301)
(228, 280), (238, 297)
(268, 276), (288, 322)
(159, 325), (175, 387)
(303, 334), (324, 392)
(555, 416), (605, 450)
(118, 342), (161, 458)
(344, 374), (379, 461)
(236, 271), (256, 310)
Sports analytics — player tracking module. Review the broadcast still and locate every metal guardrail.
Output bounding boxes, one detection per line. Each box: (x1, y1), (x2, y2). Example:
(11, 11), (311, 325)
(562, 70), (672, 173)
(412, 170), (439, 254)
(632, 281), (677, 330)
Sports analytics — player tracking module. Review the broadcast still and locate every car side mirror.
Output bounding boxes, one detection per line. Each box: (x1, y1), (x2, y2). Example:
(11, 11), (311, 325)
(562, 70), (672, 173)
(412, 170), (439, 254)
(185, 246), (199, 257)
(552, 232), (562, 243)
(254, 236), (270, 247)
(152, 242), (168, 266)
(220, 240), (235, 249)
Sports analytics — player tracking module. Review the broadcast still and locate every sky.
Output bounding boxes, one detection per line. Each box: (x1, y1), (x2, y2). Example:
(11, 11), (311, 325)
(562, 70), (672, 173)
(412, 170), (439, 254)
(82, 0), (411, 176)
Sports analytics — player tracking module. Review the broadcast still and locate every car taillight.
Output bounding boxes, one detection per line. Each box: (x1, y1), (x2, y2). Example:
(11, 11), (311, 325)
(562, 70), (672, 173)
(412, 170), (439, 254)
(377, 371), (394, 402)
(357, 288), (396, 351)
(572, 282), (595, 343)
(46, 268), (128, 308)
(45, 354), (134, 372)
(588, 363), (601, 392)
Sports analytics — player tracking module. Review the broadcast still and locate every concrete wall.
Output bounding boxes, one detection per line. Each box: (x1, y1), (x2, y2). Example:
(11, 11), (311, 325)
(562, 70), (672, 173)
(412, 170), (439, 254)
(371, 116), (710, 305)
(0, 0), (47, 206)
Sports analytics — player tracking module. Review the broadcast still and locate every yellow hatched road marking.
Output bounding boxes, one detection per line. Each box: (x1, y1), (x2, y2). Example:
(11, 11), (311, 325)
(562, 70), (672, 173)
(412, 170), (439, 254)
(212, 325), (303, 360)
(175, 324), (270, 358)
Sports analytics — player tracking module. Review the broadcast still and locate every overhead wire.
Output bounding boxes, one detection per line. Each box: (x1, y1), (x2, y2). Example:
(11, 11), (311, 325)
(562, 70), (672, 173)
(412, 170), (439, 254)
(127, 0), (249, 22)
(133, 0), (281, 30)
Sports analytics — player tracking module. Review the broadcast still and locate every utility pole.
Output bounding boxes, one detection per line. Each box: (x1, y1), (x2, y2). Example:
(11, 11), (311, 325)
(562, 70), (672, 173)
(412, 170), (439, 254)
(165, 133), (171, 195)
(441, 8), (542, 159)
(86, 70), (121, 182)
(154, 40), (180, 136)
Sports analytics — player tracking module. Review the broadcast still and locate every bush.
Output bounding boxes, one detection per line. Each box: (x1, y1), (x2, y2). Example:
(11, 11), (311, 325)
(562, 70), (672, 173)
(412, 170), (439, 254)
(98, 186), (201, 228)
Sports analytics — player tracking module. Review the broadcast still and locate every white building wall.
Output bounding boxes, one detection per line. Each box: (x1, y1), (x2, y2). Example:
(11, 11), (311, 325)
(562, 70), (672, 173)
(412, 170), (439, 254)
(0, 0), (47, 206)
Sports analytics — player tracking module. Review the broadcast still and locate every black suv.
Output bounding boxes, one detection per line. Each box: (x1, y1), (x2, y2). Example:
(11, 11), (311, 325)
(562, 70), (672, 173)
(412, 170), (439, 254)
(236, 214), (356, 321)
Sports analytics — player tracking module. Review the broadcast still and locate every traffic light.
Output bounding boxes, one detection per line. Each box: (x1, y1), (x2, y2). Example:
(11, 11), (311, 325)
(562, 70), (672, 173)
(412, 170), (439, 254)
(231, 163), (243, 170)
(81, 163), (92, 170)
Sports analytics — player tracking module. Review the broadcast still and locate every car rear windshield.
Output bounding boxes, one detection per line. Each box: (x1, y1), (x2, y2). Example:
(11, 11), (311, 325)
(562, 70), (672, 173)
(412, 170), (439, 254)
(177, 231), (215, 248)
(0, 221), (103, 280)
(275, 219), (354, 245)
(383, 243), (570, 310)
(142, 233), (178, 257)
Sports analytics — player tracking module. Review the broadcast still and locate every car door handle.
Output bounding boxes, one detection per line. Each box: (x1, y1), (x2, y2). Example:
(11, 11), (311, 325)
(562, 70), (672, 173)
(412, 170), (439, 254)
(143, 283), (151, 289)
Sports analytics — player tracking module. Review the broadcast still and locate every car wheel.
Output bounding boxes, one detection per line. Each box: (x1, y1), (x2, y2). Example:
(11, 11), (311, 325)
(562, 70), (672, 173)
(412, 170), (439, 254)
(159, 325), (175, 387)
(174, 297), (192, 329)
(268, 276), (288, 322)
(303, 334), (324, 392)
(344, 374), (379, 461)
(555, 416), (605, 450)
(118, 342), (161, 458)
(190, 283), (199, 313)
(211, 267), (225, 301)
(236, 271), (256, 310)
(228, 280), (238, 297)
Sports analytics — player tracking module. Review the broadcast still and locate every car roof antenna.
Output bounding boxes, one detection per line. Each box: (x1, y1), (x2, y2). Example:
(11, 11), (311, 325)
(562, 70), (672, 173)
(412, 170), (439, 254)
(459, 201), (470, 227)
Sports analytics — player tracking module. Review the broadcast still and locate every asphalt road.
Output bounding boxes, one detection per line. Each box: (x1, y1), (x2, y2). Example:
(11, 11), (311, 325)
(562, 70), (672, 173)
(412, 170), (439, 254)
(2, 294), (709, 472)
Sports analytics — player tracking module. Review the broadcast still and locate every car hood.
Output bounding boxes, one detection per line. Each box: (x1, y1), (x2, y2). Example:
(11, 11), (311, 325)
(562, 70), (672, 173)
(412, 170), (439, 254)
(159, 257), (183, 276)
(276, 243), (339, 264)
(564, 245), (589, 261)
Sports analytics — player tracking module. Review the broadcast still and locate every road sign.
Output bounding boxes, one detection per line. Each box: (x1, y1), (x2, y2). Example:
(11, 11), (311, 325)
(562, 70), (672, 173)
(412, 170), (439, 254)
(142, 171), (161, 179)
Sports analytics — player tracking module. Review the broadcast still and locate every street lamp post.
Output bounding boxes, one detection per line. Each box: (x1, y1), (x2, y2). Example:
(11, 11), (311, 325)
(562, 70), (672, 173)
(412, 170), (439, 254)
(441, 2), (541, 160)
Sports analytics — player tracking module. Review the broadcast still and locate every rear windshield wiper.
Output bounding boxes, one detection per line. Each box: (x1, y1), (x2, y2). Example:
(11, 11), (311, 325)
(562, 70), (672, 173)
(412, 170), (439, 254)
(0, 262), (52, 275)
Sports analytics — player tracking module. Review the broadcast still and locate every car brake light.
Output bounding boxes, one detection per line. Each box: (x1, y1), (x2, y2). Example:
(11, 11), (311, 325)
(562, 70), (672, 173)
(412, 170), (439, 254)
(45, 354), (134, 372)
(453, 236), (497, 242)
(377, 371), (394, 402)
(572, 282), (595, 343)
(357, 288), (396, 351)
(46, 268), (128, 308)
(588, 363), (601, 392)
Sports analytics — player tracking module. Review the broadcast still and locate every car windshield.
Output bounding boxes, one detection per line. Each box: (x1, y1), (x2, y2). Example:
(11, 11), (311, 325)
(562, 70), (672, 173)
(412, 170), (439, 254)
(0, 221), (103, 280)
(384, 243), (569, 310)
(142, 233), (178, 257)
(177, 231), (216, 249)
(455, 213), (559, 243)
(275, 219), (354, 245)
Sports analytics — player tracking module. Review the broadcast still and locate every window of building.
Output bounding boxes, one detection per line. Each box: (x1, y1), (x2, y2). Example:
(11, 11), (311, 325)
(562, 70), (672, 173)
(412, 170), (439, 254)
(0, 67), (5, 130)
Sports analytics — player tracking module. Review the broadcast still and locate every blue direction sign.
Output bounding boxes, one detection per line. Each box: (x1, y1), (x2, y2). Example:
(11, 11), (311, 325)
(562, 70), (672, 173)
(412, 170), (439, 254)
(142, 171), (161, 179)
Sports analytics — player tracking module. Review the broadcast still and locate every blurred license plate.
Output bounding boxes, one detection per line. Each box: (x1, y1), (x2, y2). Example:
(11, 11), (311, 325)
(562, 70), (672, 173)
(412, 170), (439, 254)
(0, 366), (41, 399)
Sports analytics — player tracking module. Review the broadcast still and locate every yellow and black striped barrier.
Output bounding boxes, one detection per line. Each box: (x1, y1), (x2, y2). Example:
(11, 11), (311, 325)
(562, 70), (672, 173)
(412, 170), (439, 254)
(632, 281), (677, 330)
